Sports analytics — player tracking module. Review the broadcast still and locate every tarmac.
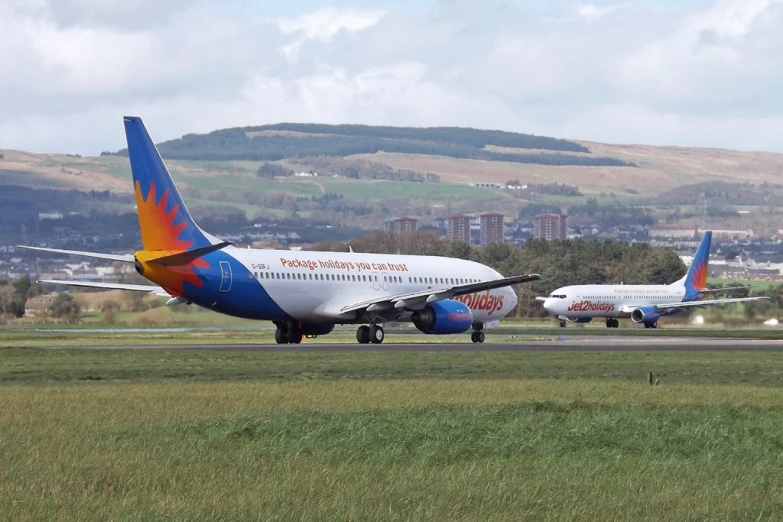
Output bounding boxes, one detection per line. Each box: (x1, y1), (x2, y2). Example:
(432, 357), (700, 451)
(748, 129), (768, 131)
(47, 337), (783, 351)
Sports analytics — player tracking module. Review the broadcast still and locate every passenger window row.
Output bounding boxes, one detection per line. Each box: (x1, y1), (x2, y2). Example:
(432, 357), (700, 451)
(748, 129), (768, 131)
(249, 271), (480, 285)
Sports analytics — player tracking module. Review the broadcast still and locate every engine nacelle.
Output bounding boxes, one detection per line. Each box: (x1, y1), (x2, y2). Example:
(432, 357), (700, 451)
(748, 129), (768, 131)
(299, 323), (335, 336)
(631, 307), (660, 324)
(411, 300), (473, 335)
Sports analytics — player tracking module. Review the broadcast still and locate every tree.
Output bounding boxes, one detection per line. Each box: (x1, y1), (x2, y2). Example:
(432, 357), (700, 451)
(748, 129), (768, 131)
(48, 294), (81, 323)
(0, 285), (15, 316)
(257, 163), (293, 178)
(641, 250), (686, 285)
(100, 299), (121, 324)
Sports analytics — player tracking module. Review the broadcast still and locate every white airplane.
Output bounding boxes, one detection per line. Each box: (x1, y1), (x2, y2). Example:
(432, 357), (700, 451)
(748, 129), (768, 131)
(538, 231), (765, 328)
(20, 116), (539, 344)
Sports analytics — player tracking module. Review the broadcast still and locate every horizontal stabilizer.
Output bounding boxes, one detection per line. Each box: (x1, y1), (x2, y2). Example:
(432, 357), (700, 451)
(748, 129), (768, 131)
(18, 246), (134, 263)
(147, 241), (231, 266)
(37, 279), (169, 296)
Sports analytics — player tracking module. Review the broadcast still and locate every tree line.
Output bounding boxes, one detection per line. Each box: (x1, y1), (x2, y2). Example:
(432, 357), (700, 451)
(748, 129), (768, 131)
(310, 231), (688, 317)
(112, 125), (636, 168)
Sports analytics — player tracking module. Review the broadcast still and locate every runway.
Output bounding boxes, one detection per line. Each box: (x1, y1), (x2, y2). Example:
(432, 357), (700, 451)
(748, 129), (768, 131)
(49, 337), (783, 351)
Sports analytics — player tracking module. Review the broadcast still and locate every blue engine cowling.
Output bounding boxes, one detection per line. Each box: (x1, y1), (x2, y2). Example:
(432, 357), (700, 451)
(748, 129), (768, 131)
(411, 300), (473, 335)
(299, 323), (335, 336)
(631, 307), (660, 324)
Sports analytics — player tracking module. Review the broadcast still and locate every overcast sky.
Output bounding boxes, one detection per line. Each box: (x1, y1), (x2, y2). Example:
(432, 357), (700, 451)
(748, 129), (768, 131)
(1, 0), (782, 154)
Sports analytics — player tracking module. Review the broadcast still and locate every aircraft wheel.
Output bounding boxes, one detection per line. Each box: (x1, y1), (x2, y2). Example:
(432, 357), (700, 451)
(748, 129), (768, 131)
(274, 327), (287, 344)
(476, 331), (485, 343)
(471, 331), (478, 343)
(605, 320), (613, 328)
(356, 325), (370, 344)
(286, 323), (301, 344)
(369, 324), (384, 344)
(651, 322), (658, 329)
(559, 320), (566, 328)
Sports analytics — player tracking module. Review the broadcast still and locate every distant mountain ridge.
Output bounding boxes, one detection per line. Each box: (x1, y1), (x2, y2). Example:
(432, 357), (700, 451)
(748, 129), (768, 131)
(111, 123), (637, 168)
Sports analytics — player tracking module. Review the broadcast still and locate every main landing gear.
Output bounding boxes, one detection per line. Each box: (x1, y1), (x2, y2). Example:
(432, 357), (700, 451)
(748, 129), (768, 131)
(559, 320), (567, 328)
(274, 321), (303, 344)
(605, 318), (619, 328)
(356, 324), (384, 344)
(643, 322), (658, 329)
(470, 324), (485, 343)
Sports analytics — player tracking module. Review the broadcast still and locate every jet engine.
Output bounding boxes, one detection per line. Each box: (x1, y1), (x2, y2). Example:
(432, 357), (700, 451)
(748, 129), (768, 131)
(411, 300), (473, 334)
(631, 307), (661, 324)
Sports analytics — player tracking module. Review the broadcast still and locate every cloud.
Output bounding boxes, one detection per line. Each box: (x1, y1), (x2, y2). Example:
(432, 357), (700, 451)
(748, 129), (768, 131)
(575, 3), (625, 21)
(1, 0), (782, 154)
(275, 7), (386, 59)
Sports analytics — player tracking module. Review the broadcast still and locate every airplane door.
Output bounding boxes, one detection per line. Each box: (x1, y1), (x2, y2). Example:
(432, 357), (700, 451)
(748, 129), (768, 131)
(382, 272), (390, 291)
(372, 272), (380, 290)
(219, 261), (232, 292)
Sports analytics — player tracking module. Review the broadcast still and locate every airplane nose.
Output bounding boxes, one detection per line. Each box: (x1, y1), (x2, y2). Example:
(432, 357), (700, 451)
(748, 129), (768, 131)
(507, 288), (518, 311)
(543, 298), (554, 311)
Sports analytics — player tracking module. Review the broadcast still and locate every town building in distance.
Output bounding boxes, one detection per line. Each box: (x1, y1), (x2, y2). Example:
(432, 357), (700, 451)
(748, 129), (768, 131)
(383, 216), (418, 235)
(534, 213), (567, 240)
(447, 214), (472, 243)
(479, 213), (504, 245)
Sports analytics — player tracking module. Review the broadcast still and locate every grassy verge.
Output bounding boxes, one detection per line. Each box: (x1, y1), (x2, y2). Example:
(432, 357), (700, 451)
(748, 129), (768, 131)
(1, 348), (783, 519)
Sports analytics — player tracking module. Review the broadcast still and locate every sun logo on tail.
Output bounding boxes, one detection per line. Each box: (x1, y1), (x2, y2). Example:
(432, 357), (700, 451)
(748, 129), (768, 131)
(135, 180), (194, 251)
(135, 181), (210, 296)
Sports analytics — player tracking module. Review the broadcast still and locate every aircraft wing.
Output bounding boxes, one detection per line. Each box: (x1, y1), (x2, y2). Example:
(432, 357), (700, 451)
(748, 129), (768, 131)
(698, 287), (749, 294)
(619, 296), (768, 313)
(18, 246), (135, 263)
(37, 279), (169, 297)
(340, 273), (539, 314)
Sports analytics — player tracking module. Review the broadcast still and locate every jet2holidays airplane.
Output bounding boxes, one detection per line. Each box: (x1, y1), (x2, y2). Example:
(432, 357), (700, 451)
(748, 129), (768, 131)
(21, 117), (540, 344)
(538, 231), (766, 328)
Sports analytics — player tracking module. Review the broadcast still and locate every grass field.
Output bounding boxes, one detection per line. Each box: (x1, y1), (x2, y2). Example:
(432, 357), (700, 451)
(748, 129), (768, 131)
(1, 347), (783, 520)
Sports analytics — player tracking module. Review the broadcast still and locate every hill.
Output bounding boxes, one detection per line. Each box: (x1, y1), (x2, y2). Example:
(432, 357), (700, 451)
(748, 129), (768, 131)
(2, 123), (783, 236)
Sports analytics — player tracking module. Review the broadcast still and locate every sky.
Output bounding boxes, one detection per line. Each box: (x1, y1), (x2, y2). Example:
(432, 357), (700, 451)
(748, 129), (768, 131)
(1, 0), (782, 154)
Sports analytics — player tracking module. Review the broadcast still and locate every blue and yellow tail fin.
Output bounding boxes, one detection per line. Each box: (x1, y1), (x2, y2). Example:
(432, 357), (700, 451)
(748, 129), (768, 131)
(124, 116), (211, 252)
(682, 231), (711, 299)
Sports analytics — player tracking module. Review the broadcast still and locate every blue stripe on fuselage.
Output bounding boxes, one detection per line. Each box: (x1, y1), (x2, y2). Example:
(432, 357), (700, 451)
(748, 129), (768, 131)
(176, 250), (292, 321)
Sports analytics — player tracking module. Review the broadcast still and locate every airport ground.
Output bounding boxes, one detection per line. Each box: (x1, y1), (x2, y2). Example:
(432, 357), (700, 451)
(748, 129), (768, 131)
(2, 332), (782, 520)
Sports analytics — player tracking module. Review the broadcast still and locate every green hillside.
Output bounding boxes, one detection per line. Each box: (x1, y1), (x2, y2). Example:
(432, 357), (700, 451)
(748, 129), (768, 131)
(112, 123), (636, 168)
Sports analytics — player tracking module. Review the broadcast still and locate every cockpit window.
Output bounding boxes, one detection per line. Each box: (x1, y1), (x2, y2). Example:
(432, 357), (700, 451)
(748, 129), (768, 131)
(549, 293), (567, 299)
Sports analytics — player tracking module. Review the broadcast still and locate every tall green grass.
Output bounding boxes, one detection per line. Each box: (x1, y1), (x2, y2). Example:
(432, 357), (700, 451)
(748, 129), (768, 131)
(1, 350), (782, 520)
